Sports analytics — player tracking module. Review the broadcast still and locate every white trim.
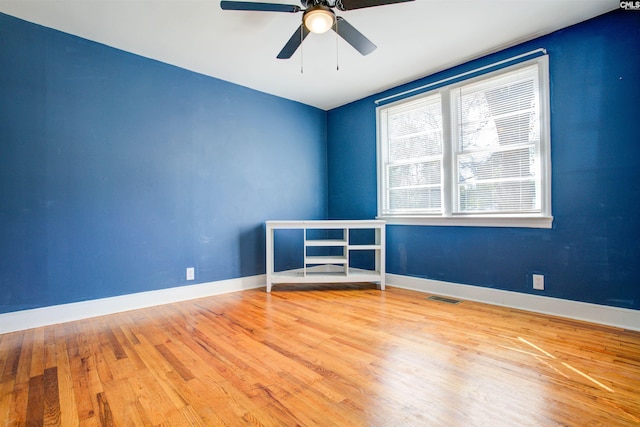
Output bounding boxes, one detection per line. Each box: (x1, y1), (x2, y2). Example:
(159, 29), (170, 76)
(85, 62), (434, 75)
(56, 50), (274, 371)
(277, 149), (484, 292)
(4, 273), (636, 334)
(0, 275), (265, 334)
(387, 273), (640, 332)
(378, 215), (553, 229)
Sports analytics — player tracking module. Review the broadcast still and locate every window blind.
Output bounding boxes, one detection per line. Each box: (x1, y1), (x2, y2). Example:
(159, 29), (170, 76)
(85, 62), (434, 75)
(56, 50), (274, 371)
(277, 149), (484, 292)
(452, 64), (540, 213)
(384, 95), (443, 213)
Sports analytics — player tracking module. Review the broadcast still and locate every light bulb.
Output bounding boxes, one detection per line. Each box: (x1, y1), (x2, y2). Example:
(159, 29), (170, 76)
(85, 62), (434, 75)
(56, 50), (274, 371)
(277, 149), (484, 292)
(304, 8), (335, 34)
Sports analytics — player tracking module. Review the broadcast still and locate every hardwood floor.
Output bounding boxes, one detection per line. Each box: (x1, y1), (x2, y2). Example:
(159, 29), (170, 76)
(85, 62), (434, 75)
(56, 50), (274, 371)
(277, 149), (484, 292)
(1, 284), (639, 426)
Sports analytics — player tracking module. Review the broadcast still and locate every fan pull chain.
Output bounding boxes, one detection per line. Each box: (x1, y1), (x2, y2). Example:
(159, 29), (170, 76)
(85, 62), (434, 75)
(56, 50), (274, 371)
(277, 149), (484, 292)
(300, 25), (304, 74)
(335, 20), (339, 71)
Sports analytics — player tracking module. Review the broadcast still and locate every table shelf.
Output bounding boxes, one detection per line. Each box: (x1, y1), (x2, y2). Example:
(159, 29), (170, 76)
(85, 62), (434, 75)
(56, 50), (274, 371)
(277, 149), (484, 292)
(266, 220), (385, 292)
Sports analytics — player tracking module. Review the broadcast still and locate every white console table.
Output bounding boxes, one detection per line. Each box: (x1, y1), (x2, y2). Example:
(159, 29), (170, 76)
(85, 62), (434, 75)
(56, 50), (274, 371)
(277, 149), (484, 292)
(265, 220), (385, 292)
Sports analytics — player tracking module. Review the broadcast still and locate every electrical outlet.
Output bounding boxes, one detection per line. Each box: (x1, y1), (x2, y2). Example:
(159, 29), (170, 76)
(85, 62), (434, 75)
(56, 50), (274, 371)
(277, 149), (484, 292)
(186, 267), (195, 281)
(533, 274), (544, 290)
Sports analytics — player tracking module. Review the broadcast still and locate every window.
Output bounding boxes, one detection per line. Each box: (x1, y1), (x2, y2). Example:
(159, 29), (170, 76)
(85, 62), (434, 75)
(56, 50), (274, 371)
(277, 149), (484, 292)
(377, 56), (552, 228)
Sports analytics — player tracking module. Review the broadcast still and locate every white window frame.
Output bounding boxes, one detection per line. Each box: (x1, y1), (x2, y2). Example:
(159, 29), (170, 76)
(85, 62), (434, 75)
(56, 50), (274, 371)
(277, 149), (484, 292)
(376, 56), (552, 229)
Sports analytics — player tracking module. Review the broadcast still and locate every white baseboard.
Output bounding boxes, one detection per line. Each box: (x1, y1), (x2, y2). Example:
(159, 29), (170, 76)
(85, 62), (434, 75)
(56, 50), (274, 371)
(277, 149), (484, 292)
(3, 273), (637, 334)
(387, 273), (640, 332)
(0, 275), (266, 334)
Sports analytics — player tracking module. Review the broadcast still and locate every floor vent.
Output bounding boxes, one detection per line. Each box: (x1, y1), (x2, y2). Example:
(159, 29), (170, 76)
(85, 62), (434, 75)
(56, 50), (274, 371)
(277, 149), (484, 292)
(427, 295), (462, 305)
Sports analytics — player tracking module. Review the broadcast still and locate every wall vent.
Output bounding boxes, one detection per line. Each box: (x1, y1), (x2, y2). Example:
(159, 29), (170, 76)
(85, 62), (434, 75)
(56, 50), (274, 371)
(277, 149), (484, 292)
(427, 295), (461, 305)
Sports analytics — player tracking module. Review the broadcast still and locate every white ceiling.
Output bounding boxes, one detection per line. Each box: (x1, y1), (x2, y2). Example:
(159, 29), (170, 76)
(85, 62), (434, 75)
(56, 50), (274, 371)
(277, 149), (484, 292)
(0, 0), (617, 110)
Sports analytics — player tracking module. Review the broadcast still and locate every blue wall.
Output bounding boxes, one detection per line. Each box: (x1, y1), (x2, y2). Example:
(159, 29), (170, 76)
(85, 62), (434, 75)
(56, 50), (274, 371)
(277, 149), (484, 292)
(3, 9), (639, 315)
(0, 13), (327, 313)
(327, 10), (640, 310)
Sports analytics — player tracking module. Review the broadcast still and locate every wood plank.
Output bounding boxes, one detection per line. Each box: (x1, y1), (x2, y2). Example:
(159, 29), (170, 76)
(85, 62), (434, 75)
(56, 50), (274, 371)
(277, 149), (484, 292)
(155, 343), (195, 381)
(0, 378), (15, 424)
(127, 369), (182, 425)
(0, 331), (24, 382)
(43, 367), (61, 426)
(100, 378), (152, 426)
(11, 380), (30, 426)
(29, 327), (45, 379)
(96, 392), (114, 427)
(54, 328), (80, 427)
(93, 318), (128, 361)
(65, 321), (101, 424)
(44, 327), (58, 370)
(25, 373), (44, 427)
(15, 330), (32, 385)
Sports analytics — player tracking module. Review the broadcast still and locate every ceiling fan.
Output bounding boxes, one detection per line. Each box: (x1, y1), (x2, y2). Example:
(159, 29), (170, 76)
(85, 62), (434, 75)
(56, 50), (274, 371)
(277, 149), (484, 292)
(220, 0), (415, 59)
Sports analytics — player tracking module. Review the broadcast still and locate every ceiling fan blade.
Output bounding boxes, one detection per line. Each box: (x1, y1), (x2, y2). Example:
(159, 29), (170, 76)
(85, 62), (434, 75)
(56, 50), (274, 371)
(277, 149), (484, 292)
(337, 0), (414, 11)
(220, 1), (300, 12)
(333, 17), (376, 56)
(277, 25), (310, 59)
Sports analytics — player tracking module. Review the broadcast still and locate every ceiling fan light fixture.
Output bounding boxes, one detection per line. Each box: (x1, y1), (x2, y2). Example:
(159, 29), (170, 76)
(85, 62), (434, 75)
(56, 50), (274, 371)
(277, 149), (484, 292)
(303, 6), (335, 34)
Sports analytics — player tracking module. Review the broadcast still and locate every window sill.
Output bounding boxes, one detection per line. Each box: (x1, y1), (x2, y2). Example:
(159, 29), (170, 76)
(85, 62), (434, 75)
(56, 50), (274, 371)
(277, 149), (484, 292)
(377, 215), (554, 229)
